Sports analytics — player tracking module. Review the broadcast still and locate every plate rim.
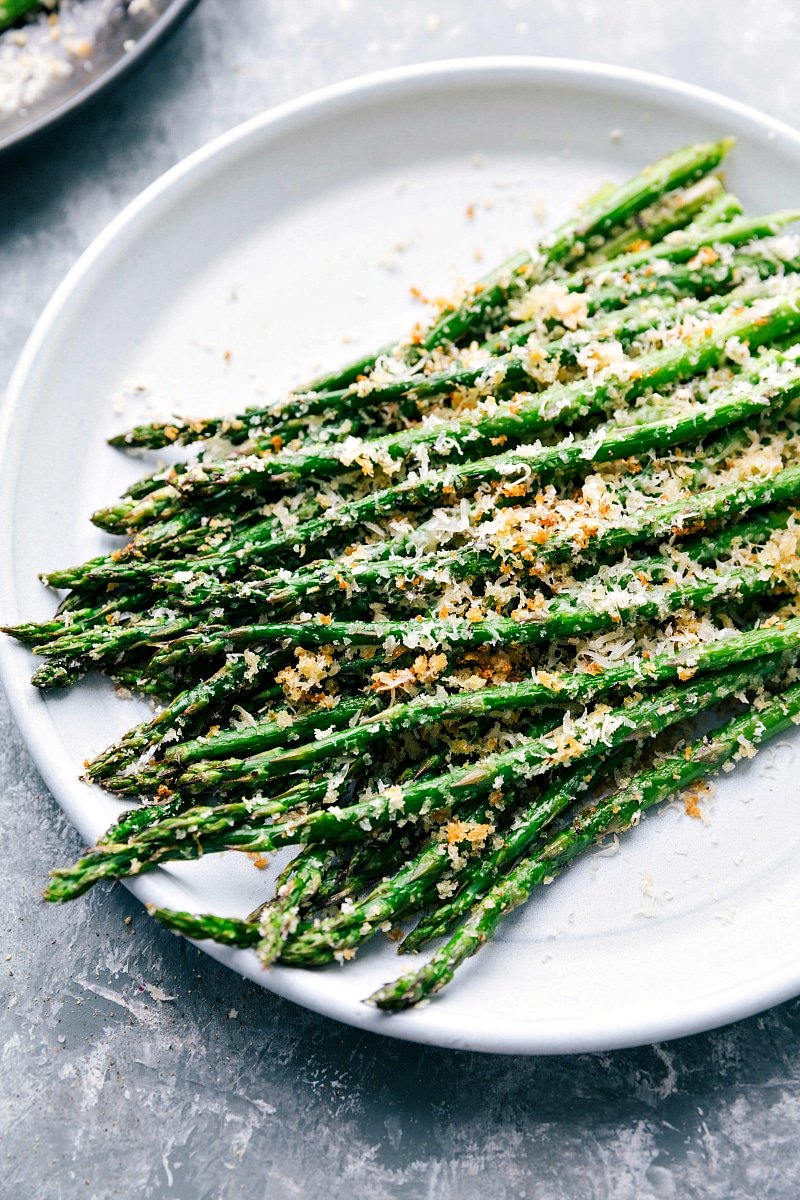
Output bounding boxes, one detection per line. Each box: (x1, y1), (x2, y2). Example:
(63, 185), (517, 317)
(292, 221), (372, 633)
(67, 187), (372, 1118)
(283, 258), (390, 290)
(0, 0), (202, 159)
(3, 55), (800, 1055)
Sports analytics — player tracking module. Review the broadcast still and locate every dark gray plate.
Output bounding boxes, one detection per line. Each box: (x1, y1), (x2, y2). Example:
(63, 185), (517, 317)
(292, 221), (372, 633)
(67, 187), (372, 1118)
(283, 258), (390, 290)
(0, 0), (201, 156)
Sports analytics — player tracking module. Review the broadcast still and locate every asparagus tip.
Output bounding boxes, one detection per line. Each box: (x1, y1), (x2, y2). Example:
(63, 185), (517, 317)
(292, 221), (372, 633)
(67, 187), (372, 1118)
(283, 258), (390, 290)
(365, 978), (428, 1012)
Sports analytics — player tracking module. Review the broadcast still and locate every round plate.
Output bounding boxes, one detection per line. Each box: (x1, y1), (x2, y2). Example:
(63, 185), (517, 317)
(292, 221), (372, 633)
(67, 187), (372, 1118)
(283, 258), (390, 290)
(0, 0), (201, 158)
(3, 58), (800, 1055)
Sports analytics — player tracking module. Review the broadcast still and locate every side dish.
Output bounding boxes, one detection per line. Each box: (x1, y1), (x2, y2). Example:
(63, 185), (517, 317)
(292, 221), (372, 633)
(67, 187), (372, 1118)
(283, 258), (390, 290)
(8, 138), (800, 1010)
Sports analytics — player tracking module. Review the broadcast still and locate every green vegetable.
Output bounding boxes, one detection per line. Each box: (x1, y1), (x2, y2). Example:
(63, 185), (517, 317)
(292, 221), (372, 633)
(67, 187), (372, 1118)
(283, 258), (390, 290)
(9, 139), (800, 1016)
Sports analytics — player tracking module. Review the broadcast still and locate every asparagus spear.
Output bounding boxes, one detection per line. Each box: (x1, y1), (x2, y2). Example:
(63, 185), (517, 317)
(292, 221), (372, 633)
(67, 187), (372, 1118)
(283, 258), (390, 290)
(394, 141), (738, 362)
(586, 175), (727, 261)
(689, 191), (743, 229)
(93, 244), (800, 545)
(43, 658), (782, 901)
(125, 428), (797, 622)
(86, 652), (271, 781)
(54, 511), (797, 799)
(477, 245), (800, 357)
(570, 210), (800, 286)
(176, 259), (800, 455)
(540, 139), (734, 264)
(277, 755), (624, 967)
(9, 410), (780, 651)
(39, 343), (800, 596)
(100, 695), (375, 794)
(369, 677), (800, 1010)
(299, 140), (736, 390)
(167, 296), (800, 496)
(277, 797), (506, 967)
(530, 462), (800, 565)
(40, 517), (798, 688)
(130, 654), (795, 968)
(70, 505), (774, 776)
(162, 615), (800, 797)
(28, 520), (795, 701)
(148, 907), (260, 948)
(111, 148), (737, 454)
(109, 195), (782, 456)
(101, 775), (334, 848)
(105, 298), (672, 452)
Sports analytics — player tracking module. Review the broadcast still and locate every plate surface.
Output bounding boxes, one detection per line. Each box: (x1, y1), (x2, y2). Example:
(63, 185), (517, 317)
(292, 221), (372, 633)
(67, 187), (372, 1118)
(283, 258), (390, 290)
(3, 58), (800, 1055)
(0, 0), (200, 157)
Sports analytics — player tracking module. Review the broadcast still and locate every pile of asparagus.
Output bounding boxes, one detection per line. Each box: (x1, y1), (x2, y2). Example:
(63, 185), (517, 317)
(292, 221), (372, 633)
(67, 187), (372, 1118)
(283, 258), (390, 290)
(9, 138), (800, 1011)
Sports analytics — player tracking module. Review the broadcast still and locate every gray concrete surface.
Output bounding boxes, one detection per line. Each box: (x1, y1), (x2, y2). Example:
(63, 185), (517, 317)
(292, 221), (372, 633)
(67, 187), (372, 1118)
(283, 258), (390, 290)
(2, 2), (800, 1197)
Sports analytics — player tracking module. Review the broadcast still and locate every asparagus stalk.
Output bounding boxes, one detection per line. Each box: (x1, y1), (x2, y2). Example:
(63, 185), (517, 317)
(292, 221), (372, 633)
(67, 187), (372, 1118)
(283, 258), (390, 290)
(571, 210), (800, 285)
(148, 906), (260, 948)
(169, 296), (800, 496)
(86, 652), (270, 781)
(108, 196), (780, 456)
(403, 756), (631, 952)
(532, 462), (800, 565)
(101, 775), (334, 848)
(277, 755), (619, 967)
(164, 615), (800, 797)
(100, 695), (376, 794)
(105, 299), (671, 452)
(40, 343), (800, 597)
(57, 512), (797, 799)
(586, 175), (727, 261)
(401, 141), (736, 359)
(92, 244), (800, 544)
(369, 677), (800, 1010)
(540, 139), (734, 264)
(688, 190), (743, 229)
(112, 147), (737, 454)
(304, 140), (737, 388)
(30, 527), (794, 703)
(43, 659), (782, 901)
(182, 261), (800, 453)
(134, 438), (797, 622)
(478, 245), (800, 357)
(42, 532), (795, 685)
(10, 413), (778, 651)
(277, 797), (505, 967)
(74, 508), (782, 787)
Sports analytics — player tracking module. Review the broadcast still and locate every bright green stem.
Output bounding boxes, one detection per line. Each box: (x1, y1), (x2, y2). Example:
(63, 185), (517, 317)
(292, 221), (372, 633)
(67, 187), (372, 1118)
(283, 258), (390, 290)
(177, 297), (800, 495)
(147, 905), (260, 948)
(86, 653), (257, 781)
(541, 139), (734, 264)
(46, 345), (800, 594)
(279, 758), (611, 967)
(43, 659), (780, 901)
(101, 552), (796, 671)
(172, 615), (800, 795)
(535, 463), (800, 565)
(588, 175), (727, 260)
(369, 677), (800, 1010)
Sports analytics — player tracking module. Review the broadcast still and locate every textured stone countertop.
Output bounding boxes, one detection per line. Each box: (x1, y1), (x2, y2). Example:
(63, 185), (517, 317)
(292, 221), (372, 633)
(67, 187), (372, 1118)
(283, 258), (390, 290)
(2, 2), (800, 1197)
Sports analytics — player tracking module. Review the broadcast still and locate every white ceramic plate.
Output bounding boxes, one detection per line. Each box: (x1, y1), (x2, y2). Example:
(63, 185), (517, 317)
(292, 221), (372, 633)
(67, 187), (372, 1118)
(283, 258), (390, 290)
(3, 58), (800, 1055)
